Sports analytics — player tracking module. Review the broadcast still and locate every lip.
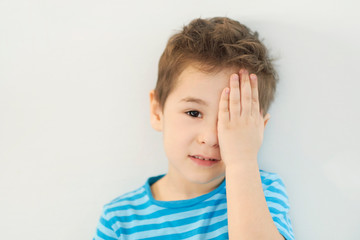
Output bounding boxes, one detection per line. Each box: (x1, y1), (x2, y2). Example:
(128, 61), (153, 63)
(190, 154), (221, 161)
(189, 155), (221, 167)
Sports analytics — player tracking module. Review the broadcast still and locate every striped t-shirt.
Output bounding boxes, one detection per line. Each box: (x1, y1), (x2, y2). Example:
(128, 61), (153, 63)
(93, 170), (294, 240)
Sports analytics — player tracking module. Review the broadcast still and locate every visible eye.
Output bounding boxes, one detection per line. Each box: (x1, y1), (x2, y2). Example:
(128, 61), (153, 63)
(185, 110), (202, 118)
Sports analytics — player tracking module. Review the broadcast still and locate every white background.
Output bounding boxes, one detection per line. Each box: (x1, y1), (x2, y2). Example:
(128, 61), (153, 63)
(1, 0), (359, 239)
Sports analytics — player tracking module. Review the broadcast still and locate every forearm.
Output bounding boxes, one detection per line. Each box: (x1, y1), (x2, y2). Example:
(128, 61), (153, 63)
(225, 160), (284, 240)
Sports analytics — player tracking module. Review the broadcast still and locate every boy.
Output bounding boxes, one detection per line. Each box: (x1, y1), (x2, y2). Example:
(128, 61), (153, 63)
(93, 17), (294, 240)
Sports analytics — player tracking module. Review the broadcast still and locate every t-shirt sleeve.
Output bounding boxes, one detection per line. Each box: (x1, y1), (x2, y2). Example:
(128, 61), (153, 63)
(262, 172), (295, 240)
(93, 206), (118, 240)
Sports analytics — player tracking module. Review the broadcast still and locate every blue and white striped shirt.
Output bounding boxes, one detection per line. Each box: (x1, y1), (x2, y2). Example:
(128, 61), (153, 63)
(93, 170), (294, 240)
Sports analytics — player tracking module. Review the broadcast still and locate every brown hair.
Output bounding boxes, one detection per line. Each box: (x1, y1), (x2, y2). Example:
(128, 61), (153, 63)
(154, 17), (278, 116)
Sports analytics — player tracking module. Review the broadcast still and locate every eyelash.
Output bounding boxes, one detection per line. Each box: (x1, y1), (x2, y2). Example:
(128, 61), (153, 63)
(185, 110), (202, 118)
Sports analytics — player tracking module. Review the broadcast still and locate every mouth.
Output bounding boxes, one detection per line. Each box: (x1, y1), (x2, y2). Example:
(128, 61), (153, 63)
(189, 155), (221, 162)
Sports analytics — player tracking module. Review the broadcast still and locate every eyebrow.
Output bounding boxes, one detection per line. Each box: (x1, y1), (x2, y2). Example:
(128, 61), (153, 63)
(179, 97), (208, 106)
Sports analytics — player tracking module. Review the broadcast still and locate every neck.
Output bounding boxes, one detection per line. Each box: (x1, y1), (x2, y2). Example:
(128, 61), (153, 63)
(152, 171), (225, 201)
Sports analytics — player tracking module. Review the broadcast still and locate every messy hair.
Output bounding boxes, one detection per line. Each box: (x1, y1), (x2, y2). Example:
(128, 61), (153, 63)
(154, 17), (278, 116)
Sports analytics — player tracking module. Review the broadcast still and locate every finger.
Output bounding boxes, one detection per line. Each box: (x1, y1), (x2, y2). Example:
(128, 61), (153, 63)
(218, 87), (230, 123)
(250, 74), (260, 116)
(229, 73), (241, 120)
(240, 69), (251, 116)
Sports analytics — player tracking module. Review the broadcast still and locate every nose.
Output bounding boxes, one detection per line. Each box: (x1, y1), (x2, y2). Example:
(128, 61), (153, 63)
(197, 119), (219, 148)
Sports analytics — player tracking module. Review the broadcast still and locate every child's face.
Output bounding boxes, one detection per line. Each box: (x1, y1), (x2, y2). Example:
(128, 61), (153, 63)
(150, 65), (237, 186)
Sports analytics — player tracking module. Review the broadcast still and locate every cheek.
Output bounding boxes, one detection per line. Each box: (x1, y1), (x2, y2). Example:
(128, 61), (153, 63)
(163, 115), (198, 142)
(164, 126), (192, 145)
(167, 113), (198, 129)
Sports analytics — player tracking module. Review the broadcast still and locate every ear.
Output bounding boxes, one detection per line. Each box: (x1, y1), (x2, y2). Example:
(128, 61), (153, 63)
(263, 113), (271, 128)
(149, 90), (163, 132)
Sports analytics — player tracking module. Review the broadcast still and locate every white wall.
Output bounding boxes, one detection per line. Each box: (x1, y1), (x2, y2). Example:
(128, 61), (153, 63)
(1, 0), (359, 239)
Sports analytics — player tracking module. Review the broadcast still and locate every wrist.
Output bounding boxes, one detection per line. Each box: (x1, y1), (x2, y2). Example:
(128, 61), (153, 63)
(223, 153), (257, 166)
(224, 157), (259, 171)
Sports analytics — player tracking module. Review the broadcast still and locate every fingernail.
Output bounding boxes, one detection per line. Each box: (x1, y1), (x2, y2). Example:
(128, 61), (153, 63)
(231, 74), (239, 81)
(250, 74), (257, 80)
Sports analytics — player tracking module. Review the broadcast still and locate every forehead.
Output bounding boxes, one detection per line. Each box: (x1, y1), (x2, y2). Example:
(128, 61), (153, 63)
(164, 65), (238, 110)
(172, 65), (236, 95)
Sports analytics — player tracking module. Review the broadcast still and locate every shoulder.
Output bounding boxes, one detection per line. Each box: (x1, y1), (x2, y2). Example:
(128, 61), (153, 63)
(103, 185), (147, 215)
(259, 169), (285, 185)
(259, 170), (287, 191)
(94, 185), (149, 239)
(259, 170), (295, 240)
(259, 169), (290, 209)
